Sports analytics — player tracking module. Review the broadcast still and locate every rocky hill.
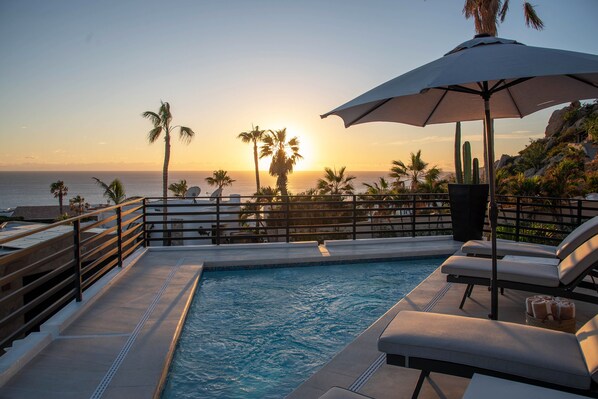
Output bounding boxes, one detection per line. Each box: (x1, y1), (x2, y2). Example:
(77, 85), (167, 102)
(494, 100), (598, 197)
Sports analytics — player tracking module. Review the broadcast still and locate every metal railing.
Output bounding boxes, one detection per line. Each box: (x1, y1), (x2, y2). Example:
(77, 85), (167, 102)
(0, 198), (145, 354)
(0, 193), (597, 354)
(143, 193), (453, 245)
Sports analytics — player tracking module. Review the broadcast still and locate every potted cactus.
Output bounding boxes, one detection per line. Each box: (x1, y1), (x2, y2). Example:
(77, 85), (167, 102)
(448, 122), (489, 242)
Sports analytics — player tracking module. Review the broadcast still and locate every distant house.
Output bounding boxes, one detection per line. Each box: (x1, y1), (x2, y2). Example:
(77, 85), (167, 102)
(11, 206), (77, 223)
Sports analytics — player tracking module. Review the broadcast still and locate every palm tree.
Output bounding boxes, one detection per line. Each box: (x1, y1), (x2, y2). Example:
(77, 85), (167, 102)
(463, 0), (544, 36)
(168, 179), (188, 198)
(50, 180), (68, 214)
(418, 166), (448, 193)
(93, 177), (126, 204)
(142, 101), (195, 199)
(238, 124), (266, 193)
(363, 177), (392, 196)
(389, 160), (408, 191)
(392, 150), (429, 191)
(260, 128), (302, 196)
(317, 166), (356, 196)
(69, 195), (89, 215)
(205, 170), (235, 194)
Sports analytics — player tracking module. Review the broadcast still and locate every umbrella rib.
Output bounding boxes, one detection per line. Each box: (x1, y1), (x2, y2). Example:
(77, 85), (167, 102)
(445, 85), (481, 95)
(346, 98), (393, 127)
(504, 87), (524, 118)
(422, 89), (449, 126)
(566, 74), (598, 89)
(490, 77), (533, 94)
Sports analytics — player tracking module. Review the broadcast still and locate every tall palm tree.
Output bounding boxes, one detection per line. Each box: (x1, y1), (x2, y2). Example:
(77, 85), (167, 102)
(168, 179), (188, 198)
(419, 166), (448, 193)
(317, 166), (356, 195)
(463, 0), (544, 36)
(392, 150), (429, 191)
(238, 124), (266, 193)
(205, 170), (235, 194)
(142, 101), (195, 199)
(260, 128), (302, 196)
(50, 180), (68, 214)
(93, 177), (126, 204)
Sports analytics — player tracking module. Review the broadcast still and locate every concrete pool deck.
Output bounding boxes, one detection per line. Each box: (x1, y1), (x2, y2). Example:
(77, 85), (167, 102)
(0, 236), (596, 398)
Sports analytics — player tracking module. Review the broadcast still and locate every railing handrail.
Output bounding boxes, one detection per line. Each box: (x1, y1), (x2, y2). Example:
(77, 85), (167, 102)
(0, 198), (145, 245)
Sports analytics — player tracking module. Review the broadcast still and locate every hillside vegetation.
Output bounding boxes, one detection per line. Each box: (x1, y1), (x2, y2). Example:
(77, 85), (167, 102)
(495, 100), (598, 198)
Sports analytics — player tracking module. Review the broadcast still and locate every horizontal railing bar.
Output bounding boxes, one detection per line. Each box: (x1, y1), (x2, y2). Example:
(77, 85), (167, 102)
(0, 261), (75, 309)
(0, 275), (75, 328)
(80, 248), (118, 275)
(0, 288), (77, 351)
(81, 236), (118, 263)
(0, 245), (74, 287)
(82, 258), (119, 290)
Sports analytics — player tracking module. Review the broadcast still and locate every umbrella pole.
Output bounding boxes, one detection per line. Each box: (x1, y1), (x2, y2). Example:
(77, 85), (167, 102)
(484, 94), (499, 320)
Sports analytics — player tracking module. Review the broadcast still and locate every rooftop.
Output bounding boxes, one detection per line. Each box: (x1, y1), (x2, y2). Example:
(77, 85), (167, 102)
(0, 237), (595, 398)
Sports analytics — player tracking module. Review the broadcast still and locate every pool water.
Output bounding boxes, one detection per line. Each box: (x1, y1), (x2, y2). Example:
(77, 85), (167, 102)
(162, 258), (443, 399)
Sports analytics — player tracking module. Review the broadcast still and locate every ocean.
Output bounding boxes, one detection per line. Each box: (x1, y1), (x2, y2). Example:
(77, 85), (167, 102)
(0, 171), (389, 209)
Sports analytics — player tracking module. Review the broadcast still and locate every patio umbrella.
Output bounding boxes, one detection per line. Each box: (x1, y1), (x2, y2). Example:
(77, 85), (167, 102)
(321, 34), (598, 319)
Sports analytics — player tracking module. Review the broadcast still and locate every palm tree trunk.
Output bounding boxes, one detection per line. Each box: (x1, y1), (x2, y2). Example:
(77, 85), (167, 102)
(253, 142), (260, 192)
(59, 194), (63, 215)
(162, 134), (171, 245)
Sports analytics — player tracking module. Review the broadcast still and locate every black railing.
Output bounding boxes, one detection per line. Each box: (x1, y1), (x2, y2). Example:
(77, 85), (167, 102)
(0, 193), (597, 354)
(0, 199), (145, 354)
(142, 193), (452, 245)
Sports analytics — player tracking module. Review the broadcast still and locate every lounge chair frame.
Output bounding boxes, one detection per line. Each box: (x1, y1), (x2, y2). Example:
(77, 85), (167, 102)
(386, 354), (598, 398)
(448, 263), (598, 309)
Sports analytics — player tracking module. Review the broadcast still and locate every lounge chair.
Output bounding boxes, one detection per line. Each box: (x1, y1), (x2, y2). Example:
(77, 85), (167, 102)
(442, 234), (598, 308)
(378, 311), (598, 398)
(461, 216), (598, 259)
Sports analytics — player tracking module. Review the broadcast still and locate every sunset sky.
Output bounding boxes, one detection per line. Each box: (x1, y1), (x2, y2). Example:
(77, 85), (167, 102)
(1, 0), (597, 173)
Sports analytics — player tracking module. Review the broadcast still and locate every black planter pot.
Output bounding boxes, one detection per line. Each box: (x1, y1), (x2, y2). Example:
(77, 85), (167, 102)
(448, 184), (489, 242)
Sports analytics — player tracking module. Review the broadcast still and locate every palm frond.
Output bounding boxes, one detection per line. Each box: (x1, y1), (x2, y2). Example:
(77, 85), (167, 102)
(179, 126), (195, 144)
(141, 111), (161, 127)
(523, 2), (544, 29)
(147, 127), (163, 143)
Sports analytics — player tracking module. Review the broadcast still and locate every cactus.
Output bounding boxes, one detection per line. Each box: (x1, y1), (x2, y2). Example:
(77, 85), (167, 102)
(463, 142), (472, 184)
(472, 158), (480, 184)
(455, 122), (463, 184)
(454, 121), (480, 184)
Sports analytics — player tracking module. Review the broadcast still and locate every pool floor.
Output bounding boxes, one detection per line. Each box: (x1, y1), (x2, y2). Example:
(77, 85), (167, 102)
(162, 258), (443, 399)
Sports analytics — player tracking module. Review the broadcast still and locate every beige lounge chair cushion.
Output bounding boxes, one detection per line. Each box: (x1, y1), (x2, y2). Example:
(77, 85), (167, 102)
(441, 255), (560, 287)
(378, 311), (592, 390)
(556, 216), (598, 259)
(319, 387), (373, 399)
(558, 235), (598, 286)
(461, 238), (557, 258)
(577, 315), (598, 384)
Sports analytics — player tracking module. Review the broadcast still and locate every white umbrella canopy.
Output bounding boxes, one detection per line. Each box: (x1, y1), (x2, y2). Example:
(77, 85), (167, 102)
(322, 35), (598, 319)
(322, 36), (598, 127)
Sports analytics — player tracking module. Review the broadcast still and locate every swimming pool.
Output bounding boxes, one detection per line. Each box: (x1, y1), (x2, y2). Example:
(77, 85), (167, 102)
(161, 257), (443, 399)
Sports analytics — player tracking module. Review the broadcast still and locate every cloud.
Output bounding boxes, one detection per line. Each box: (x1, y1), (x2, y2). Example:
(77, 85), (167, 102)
(24, 155), (36, 159)
(20, 126), (27, 129)
(53, 149), (66, 153)
(98, 141), (107, 145)
(495, 130), (544, 140)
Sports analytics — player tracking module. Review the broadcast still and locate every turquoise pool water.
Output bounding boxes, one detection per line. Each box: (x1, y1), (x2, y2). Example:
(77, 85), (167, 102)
(162, 258), (443, 399)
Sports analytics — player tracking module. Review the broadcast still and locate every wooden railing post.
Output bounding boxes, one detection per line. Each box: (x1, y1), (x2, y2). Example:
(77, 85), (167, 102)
(116, 206), (123, 267)
(73, 219), (82, 302)
(515, 196), (521, 242)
